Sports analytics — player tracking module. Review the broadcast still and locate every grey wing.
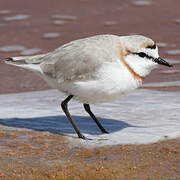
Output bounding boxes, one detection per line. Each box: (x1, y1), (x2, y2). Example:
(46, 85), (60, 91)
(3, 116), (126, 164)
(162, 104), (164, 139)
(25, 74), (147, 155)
(40, 37), (116, 82)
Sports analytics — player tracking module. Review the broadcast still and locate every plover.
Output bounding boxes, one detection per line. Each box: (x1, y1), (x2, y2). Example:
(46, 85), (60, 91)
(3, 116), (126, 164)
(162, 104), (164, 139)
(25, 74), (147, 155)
(4, 34), (173, 139)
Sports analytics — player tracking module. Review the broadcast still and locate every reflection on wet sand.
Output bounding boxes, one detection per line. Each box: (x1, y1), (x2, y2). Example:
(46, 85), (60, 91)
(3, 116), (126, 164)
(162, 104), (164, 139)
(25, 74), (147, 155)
(53, 20), (65, 25)
(42, 32), (60, 39)
(20, 48), (42, 56)
(166, 49), (180, 56)
(104, 21), (118, 26)
(132, 0), (152, 6)
(157, 42), (168, 48)
(0, 10), (11, 15)
(0, 45), (42, 56)
(175, 19), (180, 24)
(142, 80), (180, 88)
(51, 14), (78, 20)
(3, 14), (31, 21)
(160, 69), (180, 74)
(165, 59), (180, 65)
(0, 45), (25, 52)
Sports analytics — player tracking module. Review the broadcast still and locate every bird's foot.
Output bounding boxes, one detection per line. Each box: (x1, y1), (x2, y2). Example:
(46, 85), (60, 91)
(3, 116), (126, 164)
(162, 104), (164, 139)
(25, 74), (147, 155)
(78, 133), (92, 140)
(101, 129), (109, 134)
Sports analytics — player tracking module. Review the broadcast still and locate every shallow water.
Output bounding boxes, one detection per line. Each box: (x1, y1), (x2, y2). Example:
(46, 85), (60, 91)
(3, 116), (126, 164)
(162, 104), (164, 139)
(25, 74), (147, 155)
(0, 89), (179, 147)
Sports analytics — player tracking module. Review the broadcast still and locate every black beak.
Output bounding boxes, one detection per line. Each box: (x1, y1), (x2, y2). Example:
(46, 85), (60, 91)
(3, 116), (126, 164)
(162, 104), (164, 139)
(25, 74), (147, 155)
(154, 57), (173, 67)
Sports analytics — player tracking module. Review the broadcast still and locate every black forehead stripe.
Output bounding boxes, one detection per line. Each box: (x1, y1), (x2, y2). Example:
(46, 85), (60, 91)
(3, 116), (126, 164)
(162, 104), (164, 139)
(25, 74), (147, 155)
(146, 44), (156, 49)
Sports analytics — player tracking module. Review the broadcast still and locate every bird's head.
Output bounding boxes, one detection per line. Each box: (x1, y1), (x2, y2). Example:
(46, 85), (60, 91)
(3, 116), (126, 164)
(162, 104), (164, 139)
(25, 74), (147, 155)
(119, 35), (173, 78)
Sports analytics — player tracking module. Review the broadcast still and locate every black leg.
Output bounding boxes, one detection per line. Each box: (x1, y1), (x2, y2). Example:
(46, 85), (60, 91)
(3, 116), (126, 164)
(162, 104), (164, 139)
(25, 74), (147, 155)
(83, 104), (108, 134)
(61, 95), (87, 139)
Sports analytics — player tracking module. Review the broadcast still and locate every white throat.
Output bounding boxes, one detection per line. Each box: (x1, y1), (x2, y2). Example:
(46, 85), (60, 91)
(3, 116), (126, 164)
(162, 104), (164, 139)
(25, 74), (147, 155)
(125, 54), (158, 77)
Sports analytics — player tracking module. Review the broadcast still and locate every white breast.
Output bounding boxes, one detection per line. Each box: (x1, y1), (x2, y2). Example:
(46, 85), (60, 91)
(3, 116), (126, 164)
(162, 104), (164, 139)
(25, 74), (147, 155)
(59, 60), (142, 104)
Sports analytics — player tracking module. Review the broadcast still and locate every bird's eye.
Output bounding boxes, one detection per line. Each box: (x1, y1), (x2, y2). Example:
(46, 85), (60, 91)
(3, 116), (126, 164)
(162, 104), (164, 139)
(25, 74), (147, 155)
(138, 52), (146, 58)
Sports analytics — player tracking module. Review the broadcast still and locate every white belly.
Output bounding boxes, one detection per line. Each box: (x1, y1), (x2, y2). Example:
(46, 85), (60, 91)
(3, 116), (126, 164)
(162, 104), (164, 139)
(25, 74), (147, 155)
(60, 62), (142, 104)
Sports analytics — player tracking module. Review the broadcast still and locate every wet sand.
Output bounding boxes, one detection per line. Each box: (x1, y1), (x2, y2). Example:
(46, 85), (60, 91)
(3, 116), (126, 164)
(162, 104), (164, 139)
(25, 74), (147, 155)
(0, 0), (180, 179)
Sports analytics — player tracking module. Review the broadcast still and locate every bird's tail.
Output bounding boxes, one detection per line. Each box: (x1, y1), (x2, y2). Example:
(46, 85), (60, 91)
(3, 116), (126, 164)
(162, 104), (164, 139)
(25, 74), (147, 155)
(4, 54), (46, 73)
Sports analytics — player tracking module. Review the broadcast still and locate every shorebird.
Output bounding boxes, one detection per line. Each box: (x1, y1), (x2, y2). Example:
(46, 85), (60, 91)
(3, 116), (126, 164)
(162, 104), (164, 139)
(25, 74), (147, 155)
(4, 34), (172, 139)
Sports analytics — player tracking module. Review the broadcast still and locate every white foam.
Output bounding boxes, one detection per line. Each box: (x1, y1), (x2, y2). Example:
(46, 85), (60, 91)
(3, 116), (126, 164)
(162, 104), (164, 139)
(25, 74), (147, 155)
(0, 89), (179, 148)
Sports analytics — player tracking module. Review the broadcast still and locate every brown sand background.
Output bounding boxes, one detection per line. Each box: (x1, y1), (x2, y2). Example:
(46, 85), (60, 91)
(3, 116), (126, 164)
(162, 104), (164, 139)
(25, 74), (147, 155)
(0, 0), (180, 179)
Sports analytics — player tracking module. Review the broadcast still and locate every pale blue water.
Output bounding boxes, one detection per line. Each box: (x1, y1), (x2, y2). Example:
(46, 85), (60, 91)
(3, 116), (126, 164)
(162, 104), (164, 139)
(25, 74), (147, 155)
(0, 89), (179, 147)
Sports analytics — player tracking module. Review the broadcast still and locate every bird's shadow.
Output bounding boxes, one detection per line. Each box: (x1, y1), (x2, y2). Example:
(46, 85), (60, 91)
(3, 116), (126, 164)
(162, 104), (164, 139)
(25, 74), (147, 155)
(0, 115), (133, 136)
